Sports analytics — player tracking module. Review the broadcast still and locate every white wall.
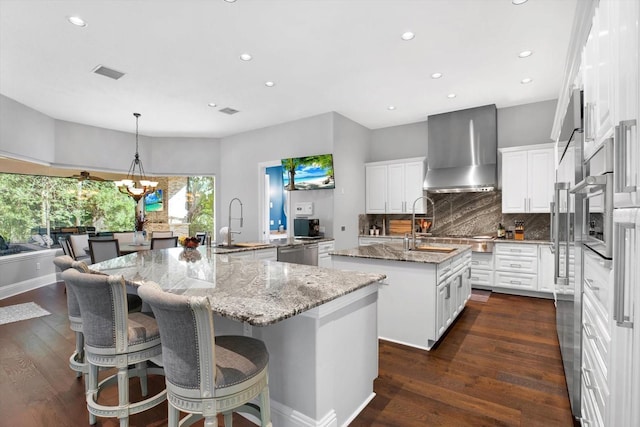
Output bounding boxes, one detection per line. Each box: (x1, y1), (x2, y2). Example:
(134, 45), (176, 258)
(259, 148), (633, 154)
(218, 113), (334, 243)
(369, 121), (428, 162)
(332, 113), (371, 249)
(149, 136), (221, 176)
(0, 94), (55, 164)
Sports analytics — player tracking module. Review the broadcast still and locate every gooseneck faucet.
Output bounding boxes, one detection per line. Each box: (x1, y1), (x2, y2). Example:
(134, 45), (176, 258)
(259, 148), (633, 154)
(411, 195), (435, 250)
(227, 197), (243, 246)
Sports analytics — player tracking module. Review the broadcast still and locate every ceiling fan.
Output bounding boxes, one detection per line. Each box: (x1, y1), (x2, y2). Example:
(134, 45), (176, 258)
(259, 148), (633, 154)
(69, 170), (106, 182)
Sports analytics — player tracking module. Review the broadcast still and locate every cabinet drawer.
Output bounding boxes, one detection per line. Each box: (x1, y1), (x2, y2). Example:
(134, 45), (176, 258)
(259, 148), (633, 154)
(494, 254), (538, 274)
(494, 271), (537, 290)
(437, 260), (452, 283)
(583, 250), (612, 319)
(451, 252), (471, 272)
(495, 243), (538, 257)
(318, 242), (335, 253)
(471, 252), (493, 270)
(582, 328), (610, 424)
(583, 290), (611, 369)
(470, 270), (493, 287)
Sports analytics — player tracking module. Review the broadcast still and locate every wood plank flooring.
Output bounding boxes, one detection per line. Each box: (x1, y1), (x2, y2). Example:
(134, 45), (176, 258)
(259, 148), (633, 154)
(0, 283), (575, 426)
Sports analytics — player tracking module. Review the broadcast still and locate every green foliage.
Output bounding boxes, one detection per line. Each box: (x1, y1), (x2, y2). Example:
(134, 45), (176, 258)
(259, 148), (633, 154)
(186, 176), (215, 236)
(0, 173), (134, 242)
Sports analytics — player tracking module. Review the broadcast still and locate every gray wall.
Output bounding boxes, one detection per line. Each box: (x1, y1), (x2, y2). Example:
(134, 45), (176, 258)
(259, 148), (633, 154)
(0, 94), (55, 163)
(497, 99), (557, 148)
(332, 113), (371, 249)
(218, 113), (335, 243)
(369, 121), (428, 162)
(150, 136), (220, 176)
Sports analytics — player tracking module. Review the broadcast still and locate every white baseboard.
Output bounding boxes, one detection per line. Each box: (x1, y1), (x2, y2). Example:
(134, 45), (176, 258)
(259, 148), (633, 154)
(0, 275), (56, 300)
(341, 392), (376, 427)
(240, 399), (338, 427)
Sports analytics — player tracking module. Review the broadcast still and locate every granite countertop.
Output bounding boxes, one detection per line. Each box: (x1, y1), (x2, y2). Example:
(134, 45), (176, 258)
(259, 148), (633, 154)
(331, 241), (471, 264)
(89, 245), (379, 326)
(210, 237), (334, 254)
(359, 234), (551, 244)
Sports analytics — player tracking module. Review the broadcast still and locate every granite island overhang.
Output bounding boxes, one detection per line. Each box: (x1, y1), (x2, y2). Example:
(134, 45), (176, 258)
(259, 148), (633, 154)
(331, 242), (473, 350)
(89, 246), (384, 426)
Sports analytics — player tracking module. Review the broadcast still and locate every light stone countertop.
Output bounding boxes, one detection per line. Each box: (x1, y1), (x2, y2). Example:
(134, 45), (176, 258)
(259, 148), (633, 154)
(89, 245), (381, 326)
(210, 237), (334, 254)
(331, 241), (471, 264)
(359, 235), (551, 245)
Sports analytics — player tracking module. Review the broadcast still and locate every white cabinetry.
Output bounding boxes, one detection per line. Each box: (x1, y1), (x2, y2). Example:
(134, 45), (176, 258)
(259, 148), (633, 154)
(501, 144), (555, 213)
(470, 252), (493, 288)
(365, 157), (426, 214)
(494, 243), (539, 291)
(228, 247), (277, 261)
(538, 244), (555, 293)
(318, 241), (335, 268)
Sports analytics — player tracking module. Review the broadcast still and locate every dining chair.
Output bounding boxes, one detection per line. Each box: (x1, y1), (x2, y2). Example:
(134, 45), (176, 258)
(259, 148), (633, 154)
(61, 267), (166, 427)
(152, 231), (173, 238)
(150, 236), (178, 249)
(58, 236), (74, 258)
(113, 232), (135, 244)
(88, 238), (121, 264)
(137, 283), (272, 427)
(68, 234), (91, 261)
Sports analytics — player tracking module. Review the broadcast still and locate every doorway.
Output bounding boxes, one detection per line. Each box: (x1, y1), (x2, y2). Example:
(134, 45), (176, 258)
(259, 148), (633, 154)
(259, 161), (288, 241)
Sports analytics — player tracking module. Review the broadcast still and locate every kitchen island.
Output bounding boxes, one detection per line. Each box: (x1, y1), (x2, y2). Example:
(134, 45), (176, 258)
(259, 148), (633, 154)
(89, 246), (383, 427)
(331, 242), (472, 350)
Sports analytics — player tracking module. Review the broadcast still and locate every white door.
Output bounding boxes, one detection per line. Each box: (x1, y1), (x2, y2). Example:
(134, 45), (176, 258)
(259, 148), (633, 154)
(386, 163), (405, 213)
(501, 150), (528, 213)
(527, 148), (554, 213)
(404, 161), (425, 214)
(365, 165), (387, 213)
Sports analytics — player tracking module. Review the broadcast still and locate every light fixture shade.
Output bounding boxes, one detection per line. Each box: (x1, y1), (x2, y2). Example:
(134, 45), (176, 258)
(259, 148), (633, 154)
(116, 113), (157, 202)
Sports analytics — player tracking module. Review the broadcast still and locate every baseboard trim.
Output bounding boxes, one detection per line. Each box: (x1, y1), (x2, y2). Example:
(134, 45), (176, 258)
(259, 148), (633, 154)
(0, 275), (56, 300)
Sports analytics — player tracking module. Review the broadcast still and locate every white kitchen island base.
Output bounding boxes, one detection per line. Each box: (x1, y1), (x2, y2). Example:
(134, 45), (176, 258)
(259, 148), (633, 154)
(214, 284), (379, 427)
(332, 243), (472, 351)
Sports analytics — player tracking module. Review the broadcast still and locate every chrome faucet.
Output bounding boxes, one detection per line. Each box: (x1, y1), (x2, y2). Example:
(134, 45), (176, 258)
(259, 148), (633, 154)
(227, 197), (243, 246)
(411, 195), (435, 250)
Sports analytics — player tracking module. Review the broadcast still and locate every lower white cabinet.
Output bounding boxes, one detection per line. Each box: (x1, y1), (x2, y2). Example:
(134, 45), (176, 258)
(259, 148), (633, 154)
(318, 241), (335, 268)
(493, 243), (538, 291)
(470, 252), (494, 287)
(228, 247), (277, 261)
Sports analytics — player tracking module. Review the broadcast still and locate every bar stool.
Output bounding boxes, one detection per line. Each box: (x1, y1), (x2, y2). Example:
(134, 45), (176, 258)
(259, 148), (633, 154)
(61, 268), (166, 426)
(138, 283), (272, 427)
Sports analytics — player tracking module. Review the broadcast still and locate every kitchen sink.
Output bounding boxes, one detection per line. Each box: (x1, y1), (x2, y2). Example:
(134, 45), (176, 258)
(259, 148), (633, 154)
(411, 245), (457, 253)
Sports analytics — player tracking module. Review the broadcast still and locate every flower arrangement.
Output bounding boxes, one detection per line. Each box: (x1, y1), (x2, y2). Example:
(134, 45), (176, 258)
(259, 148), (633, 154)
(135, 213), (147, 232)
(179, 236), (200, 249)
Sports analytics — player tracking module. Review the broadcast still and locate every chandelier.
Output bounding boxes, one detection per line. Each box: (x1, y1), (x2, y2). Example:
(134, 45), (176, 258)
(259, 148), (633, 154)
(115, 113), (158, 202)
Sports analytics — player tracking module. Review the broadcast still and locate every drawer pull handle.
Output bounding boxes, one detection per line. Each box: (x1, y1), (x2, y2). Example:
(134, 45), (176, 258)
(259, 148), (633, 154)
(471, 277), (479, 281)
(510, 280), (521, 285)
(584, 323), (598, 341)
(583, 369), (597, 390)
(585, 278), (600, 292)
(510, 263), (522, 268)
(509, 249), (522, 252)
(472, 261), (479, 265)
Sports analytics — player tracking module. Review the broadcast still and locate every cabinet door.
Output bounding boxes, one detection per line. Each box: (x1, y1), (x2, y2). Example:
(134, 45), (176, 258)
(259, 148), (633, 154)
(436, 279), (452, 339)
(404, 161), (425, 214)
(595, 0), (613, 142)
(365, 165), (387, 213)
(527, 148), (554, 213)
(501, 151), (528, 213)
(538, 244), (554, 293)
(386, 163), (405, 213)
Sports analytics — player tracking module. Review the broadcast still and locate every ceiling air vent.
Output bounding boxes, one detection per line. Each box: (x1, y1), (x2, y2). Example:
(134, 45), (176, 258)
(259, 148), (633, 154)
(219, 107), (239, 115)
(92, 65), (125, 80)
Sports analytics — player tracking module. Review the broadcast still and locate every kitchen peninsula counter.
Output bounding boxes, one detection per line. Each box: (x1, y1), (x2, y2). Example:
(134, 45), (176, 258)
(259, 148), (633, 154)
(90, 246), (381, 427)
(332, 242), (472, 351)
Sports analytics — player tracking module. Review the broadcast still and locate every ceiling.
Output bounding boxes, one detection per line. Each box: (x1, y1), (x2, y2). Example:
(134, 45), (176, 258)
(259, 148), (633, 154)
(0, 0), (577, 139)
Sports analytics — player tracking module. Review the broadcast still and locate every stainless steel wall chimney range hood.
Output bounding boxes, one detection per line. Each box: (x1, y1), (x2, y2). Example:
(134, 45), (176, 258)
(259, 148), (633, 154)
(424, 104), (497, 193)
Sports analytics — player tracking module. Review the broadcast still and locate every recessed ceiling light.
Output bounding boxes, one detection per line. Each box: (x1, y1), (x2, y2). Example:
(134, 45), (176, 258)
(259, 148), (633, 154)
(388, 105), (396, 110)
(68, 16), (87, 27)
(512, 0), (528, 5)
(207, 102), (217, 107)
(224, 0), (237, 3)
(447, 93), (456, 99)
(240, 53), (252, 61)
(401, 32), (415, 41)
(518, 50), (533, 58)
(265, 81), (275, 87)
(431, 72), (443, 79)
(521, 78), (533, 84)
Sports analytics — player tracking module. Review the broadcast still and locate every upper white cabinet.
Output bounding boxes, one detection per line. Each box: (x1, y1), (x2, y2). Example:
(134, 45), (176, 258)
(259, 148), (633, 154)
(500, 144), (555, 213)
(583, 0), (614, 158)
(365, 157), (426, 214)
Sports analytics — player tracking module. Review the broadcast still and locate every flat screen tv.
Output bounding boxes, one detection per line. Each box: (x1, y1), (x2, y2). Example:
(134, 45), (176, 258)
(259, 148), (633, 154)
(144, 189), (163, 212)
(281, 153), (335, 191)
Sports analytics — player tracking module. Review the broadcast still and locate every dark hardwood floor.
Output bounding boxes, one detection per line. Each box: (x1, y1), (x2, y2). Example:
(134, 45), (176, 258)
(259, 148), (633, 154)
(0, 283), (574, 426)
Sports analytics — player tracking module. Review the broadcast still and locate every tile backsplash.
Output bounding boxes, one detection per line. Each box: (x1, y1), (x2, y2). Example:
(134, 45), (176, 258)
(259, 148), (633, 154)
(360, 191), (550, 241)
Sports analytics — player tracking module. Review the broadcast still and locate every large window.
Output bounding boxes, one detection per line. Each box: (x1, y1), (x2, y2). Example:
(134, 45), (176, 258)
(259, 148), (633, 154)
(0, 173), (215, 244)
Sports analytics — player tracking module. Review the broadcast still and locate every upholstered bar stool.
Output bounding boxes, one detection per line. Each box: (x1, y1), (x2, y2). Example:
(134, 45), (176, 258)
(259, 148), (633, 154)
(61, 268), (166, 427)
(138, 283), (272, 427)
(150, 236), (178, 249)
(53, 255), (87, 380)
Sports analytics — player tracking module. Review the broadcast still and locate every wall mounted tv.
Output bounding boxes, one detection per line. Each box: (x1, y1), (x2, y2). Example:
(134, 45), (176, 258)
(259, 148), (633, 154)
(144, 189), (163, 212)
(281, 153), (335, 191)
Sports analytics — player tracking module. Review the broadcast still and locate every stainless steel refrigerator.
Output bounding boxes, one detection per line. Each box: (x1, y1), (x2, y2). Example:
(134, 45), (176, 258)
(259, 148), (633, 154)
(552, 89), (584, 419)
